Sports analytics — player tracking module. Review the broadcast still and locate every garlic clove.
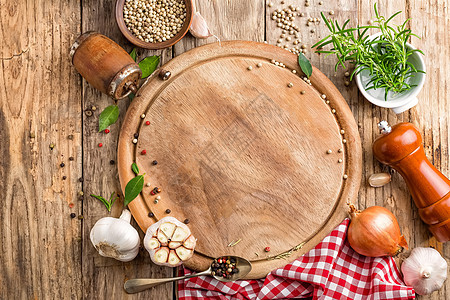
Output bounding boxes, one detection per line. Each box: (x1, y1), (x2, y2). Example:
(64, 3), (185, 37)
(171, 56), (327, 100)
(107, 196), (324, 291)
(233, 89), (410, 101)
(147, 238), (160, 250)
(154, 247), (170, 264)
(171, 226), (189, 242)
(189, 12), (212, 39)
(160, 222), (177, 238)
(168, 241), (182, 249)
(183, 235), (197, 249)
(368, 173), (391, 187)
(157, 229), (169, 246)
(90, 209), (140, 262)
(168, 250), (181, 266)
(175, 246), (193, 261)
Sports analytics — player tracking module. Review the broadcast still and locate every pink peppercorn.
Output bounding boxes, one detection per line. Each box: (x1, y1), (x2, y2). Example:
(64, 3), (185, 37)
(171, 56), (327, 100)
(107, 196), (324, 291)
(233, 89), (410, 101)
(98, 143), (103, 147)
(264, 247), (270, 252)
(141, 150), (147, 155)
(145, 121), (150, 125)
(104, 129), (110, 134)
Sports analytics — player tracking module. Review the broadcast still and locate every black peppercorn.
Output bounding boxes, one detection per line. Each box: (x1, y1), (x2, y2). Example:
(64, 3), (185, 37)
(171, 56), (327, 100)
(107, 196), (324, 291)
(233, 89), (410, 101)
(70, 213), (76, 218)
(148, 212), (154, 217)
(184, 218), (190, 224)
(60, 163), (65, 168)
(69, 157), (74, 161)
(165, 209), (171, 214)
(79, 177), (83, 182)
(110, 160), (115, 165)
(152, 160), (158, 165)
(68, 134), (74, 140)
(62, 176), (67, 180)
(134, 133), (139, 138)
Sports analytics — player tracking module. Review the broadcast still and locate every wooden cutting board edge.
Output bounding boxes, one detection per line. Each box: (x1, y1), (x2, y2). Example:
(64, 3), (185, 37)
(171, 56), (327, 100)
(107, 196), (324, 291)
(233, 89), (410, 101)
(118, 40), (362, 279)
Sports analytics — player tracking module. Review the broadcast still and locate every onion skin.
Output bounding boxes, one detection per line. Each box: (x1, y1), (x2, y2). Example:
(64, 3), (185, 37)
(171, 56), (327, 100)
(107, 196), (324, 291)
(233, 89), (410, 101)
(347, 205), (408, 257)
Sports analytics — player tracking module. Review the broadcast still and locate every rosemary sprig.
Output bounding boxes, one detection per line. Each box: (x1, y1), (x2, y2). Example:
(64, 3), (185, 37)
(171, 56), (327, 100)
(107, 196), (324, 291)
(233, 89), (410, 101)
(90, 192), (118, 212)
(268, 242), (305, 260)
(312, 3), (425, 100)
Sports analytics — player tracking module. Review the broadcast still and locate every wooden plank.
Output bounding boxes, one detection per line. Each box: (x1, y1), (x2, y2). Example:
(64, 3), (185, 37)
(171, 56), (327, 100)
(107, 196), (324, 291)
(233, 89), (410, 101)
(80, 0), (173, 299)
(174, 0), (265, 55)
(0, 0), (83, 298)
(408, 0), (450, 299)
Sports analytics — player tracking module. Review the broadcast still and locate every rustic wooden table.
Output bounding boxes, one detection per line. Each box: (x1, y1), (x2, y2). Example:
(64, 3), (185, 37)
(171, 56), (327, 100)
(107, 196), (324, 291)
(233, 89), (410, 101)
(1, 0), (448, 299)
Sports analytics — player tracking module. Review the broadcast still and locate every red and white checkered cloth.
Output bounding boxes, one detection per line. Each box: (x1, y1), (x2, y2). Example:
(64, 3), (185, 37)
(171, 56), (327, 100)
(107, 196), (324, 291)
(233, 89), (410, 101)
(178, 219), (415, 300)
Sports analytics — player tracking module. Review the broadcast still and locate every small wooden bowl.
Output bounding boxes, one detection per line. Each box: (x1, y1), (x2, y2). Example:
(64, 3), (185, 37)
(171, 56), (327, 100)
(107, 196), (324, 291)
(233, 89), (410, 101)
(115, 0), (193, 50)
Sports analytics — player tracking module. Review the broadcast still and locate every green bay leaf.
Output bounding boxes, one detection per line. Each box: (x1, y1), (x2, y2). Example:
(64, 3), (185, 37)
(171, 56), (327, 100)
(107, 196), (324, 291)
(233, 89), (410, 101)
(131, 163), (139, 175)
(124, 175), (145, 206)
(98, 105), (119, 132)
(130, 48), (137, 61)
(139, 55), (160, 79)
(298, 53), (313, 78)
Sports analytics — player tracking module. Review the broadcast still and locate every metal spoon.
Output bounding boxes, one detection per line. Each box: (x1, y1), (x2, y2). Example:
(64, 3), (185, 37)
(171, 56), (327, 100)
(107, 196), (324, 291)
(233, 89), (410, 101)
(124, 256), (252, 294)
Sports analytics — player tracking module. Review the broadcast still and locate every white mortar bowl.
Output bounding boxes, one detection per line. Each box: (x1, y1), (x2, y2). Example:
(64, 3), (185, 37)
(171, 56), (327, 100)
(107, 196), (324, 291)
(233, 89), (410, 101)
(355, 33), (426, 114)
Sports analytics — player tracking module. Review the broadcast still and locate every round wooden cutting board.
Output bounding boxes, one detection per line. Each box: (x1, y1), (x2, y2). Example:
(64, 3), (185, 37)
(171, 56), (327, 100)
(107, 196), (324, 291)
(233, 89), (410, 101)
(118, 41), (362, 278)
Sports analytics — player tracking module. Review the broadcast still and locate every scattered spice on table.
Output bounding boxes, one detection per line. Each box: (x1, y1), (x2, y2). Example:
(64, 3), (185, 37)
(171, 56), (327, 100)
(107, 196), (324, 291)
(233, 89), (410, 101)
(145, 121), (150, 125)
(69, 157), (74, 161)
(110, 160), (115, 165)
(184, 218), (190, 224)
(70, 213), (76, 218)
(165, 209), (171, 214)
(104, 129), (110, 134)
(264, 247), (271, 252)
(98, 143), (103, 147)
(68, 134), (74, 140)
(79, 177), (83, 182)
(49, 143), (55, 150)
(62, 176), (67, 180)
(148, 212), (154, 217)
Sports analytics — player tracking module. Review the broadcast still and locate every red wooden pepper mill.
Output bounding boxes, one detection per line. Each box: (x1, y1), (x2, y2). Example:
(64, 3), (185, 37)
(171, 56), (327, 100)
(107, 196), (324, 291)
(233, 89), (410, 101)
(373, 121), (450, 242)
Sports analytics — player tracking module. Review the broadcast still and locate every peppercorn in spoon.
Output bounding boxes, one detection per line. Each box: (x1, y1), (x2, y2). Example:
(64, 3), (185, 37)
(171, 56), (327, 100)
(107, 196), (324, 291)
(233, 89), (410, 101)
(124, 255), (252, 294)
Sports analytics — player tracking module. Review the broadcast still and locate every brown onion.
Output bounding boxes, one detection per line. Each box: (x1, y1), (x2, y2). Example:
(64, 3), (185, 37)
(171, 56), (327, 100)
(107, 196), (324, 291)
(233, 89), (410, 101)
(347, 204), (408, 257)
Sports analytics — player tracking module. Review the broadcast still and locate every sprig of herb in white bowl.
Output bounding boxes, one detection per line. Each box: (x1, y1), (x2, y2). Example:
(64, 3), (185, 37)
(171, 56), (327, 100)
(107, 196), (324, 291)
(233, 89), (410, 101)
(312, 3), (425, 100)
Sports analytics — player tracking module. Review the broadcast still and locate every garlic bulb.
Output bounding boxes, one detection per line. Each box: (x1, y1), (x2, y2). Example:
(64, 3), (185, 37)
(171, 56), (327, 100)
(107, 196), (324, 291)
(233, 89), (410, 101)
(90, 209), (140, 262)
(144, 216), (196, 267)
(401, 247), (447, 295)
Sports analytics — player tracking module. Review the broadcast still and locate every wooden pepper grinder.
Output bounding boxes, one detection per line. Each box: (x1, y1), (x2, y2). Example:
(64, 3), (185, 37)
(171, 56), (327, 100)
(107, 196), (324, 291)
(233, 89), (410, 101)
(70, 31), (142, 100)
(373, 121), (450, 242)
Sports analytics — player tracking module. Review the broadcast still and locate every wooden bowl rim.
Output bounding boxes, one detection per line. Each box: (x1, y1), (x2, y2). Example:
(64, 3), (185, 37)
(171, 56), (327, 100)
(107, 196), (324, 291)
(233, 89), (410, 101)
(115, 0), (193, 50)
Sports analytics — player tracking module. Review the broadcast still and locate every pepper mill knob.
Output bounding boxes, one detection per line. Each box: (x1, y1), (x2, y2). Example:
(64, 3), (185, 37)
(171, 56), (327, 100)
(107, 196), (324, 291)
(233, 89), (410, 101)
(373, 122), (450, 242)
(70, 31), (142, 100)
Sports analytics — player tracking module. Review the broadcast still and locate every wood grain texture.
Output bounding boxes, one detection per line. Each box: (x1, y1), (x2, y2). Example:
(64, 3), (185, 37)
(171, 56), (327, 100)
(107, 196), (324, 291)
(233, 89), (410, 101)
(0, 0), (83, 298)
(118, 41), (362, 278)
(80, 0), (175, 299)
(0, 0), (448, 298)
